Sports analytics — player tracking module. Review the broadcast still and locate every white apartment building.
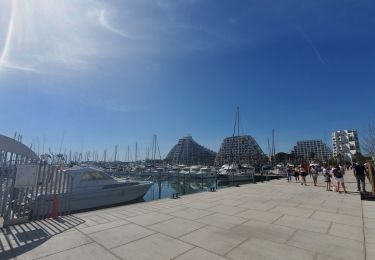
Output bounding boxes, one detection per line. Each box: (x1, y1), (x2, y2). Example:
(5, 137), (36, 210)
(332, 130), (360, 163)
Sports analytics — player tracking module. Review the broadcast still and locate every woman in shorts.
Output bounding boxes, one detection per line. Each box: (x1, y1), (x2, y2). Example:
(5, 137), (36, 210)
(332, 165), (347, 193)
(294, 167), (300, 182)
(300, 164), (308, 186)
(310, 165), (318, 186)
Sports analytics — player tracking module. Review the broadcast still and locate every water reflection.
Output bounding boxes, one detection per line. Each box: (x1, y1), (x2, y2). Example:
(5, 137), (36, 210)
(141, 175), (244, 202)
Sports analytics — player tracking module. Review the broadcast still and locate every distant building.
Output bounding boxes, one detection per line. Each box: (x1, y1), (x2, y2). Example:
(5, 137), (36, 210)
(332, 130), (360, 163)
(215, 135), (266, 166)
(291, 140), (332, 162)
(165, 135), (216, 166)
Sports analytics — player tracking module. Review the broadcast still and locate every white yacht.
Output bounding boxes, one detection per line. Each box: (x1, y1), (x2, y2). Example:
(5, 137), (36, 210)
(196, 167), (217, 178)
(32, 166), (152, 215)
(189, 165), (201, 174)
(218, 164), (255, 182)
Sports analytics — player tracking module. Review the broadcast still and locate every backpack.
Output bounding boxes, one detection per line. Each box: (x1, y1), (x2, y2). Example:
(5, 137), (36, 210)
(333, 168), (343, 178)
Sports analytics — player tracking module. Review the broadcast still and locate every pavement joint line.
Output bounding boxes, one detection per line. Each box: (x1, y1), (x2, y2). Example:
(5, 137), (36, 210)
(361, 200), (367, 260)
(284, 226), (299, 244)
(151, 222), (209, 239)
(223, 237), (252, 258)
(106, 230), (157, 250)
(77, 221), (131, 235)
(307, 209), (316, 218)
(31, 240), (95, 260)
(271, 213), (285, 224)
(265, 204), (278, 212)
(73, 228), (123, 260)
(170, 246), (198, 260)
(144, 223), (237, 257)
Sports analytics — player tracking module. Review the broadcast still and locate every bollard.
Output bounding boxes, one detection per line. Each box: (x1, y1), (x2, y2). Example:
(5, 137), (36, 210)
(51, 194), (59, 219)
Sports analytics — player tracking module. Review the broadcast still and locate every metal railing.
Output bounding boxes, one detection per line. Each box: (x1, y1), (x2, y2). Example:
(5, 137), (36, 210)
(0, 163), (73, 227)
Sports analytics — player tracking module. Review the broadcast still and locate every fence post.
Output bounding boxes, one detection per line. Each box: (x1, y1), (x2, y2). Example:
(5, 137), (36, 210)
(51, 194), (59, 219)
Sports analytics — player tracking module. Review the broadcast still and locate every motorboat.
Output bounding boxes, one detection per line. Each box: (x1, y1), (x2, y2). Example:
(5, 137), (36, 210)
(31, 166), (152, 216)
(218, 164), (239, 178)
(196, 167), (217, 179)
(189, 165), (201, 174)
(218, 164), (255, 182)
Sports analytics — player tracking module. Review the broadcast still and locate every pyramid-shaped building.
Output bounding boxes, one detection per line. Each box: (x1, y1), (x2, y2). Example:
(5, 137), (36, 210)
(165, 136), (216, 166)
(215, 135), (266, 166)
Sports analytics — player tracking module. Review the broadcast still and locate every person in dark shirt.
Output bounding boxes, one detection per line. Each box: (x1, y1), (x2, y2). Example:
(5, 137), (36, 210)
(353, 163), (367, 192)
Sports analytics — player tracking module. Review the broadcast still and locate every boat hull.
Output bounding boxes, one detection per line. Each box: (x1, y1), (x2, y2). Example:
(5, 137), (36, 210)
(31, 181), (152, 216)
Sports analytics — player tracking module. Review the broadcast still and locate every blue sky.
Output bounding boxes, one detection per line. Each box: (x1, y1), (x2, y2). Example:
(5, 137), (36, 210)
(0, 0), (374, 159)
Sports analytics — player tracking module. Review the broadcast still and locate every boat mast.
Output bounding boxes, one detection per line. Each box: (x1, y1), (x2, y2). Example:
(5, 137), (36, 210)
(114, 145), (118, 162)
(237, 107), (240, 165)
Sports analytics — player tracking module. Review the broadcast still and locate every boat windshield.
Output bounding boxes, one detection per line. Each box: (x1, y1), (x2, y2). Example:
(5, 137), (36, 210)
(80, 171), (111, 181)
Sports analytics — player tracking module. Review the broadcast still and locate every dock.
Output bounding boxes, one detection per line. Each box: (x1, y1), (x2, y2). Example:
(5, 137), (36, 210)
(1, 172), (374, 260)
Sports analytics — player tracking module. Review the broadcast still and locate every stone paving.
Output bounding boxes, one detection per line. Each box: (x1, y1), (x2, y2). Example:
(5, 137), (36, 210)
(1, 172), (374, 260)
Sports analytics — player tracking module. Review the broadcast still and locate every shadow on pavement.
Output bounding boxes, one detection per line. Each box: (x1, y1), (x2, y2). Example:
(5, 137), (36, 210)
(0, 215), (84, 259)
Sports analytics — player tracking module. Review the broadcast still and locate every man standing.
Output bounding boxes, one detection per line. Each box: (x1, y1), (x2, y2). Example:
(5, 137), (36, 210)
(353, 163), (367, 193)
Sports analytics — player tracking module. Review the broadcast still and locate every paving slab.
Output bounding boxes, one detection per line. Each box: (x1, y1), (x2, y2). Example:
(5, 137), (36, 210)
(328, 223), (363, 241)
(39, 242), (119, 260)
(230, 220), (296, 244)
(170, 207), (214, 220)
(204, 205), (247, 216)
(174, 247), (229, 260)
(111, 233), (193, 260)
(287, 229), (364, 260)
(148, 217), (205, 238)
(227, 238), (315, 260)
(79, 219), (129, 235)
(16, 230), (93, 260)
(180, 225), (248, 255)
(311, 210), (363, 227)
(274, 214), (331, 233)
(126, 212), (173, 226)
(235, 209), (283, 223)
(88, 224), (155, 249)
(269, 205), (314, 218)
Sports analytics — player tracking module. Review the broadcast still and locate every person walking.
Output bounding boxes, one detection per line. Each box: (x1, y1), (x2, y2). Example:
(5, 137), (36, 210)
(323, 166), (332, 191)
(287, 167), (293, 182)
(353, 163), (367, 193)
(332, 165), (347, 193)
(294, 167), (300, 182)
(311, 165), (318, 186)
(300, 164), (308, 186)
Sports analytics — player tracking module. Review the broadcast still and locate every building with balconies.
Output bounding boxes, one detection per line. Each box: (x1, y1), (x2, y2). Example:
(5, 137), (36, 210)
(332, 130), (360, 163)
(165, 135), (216, 166)
(291, 140), (332, 162)
(214, 135), (266, 166)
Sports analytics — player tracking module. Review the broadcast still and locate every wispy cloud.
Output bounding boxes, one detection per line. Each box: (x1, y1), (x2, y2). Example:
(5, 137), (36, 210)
(298, 27), (327, 65)
(97, 9), (133, 39)
(0, 0), (133, 74)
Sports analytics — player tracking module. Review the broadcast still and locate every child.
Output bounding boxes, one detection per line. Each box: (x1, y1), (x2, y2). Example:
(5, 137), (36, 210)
(323, 167), (331, 191)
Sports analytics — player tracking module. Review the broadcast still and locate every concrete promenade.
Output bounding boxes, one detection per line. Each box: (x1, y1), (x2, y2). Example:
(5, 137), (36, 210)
(1, 172), (374, 260)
